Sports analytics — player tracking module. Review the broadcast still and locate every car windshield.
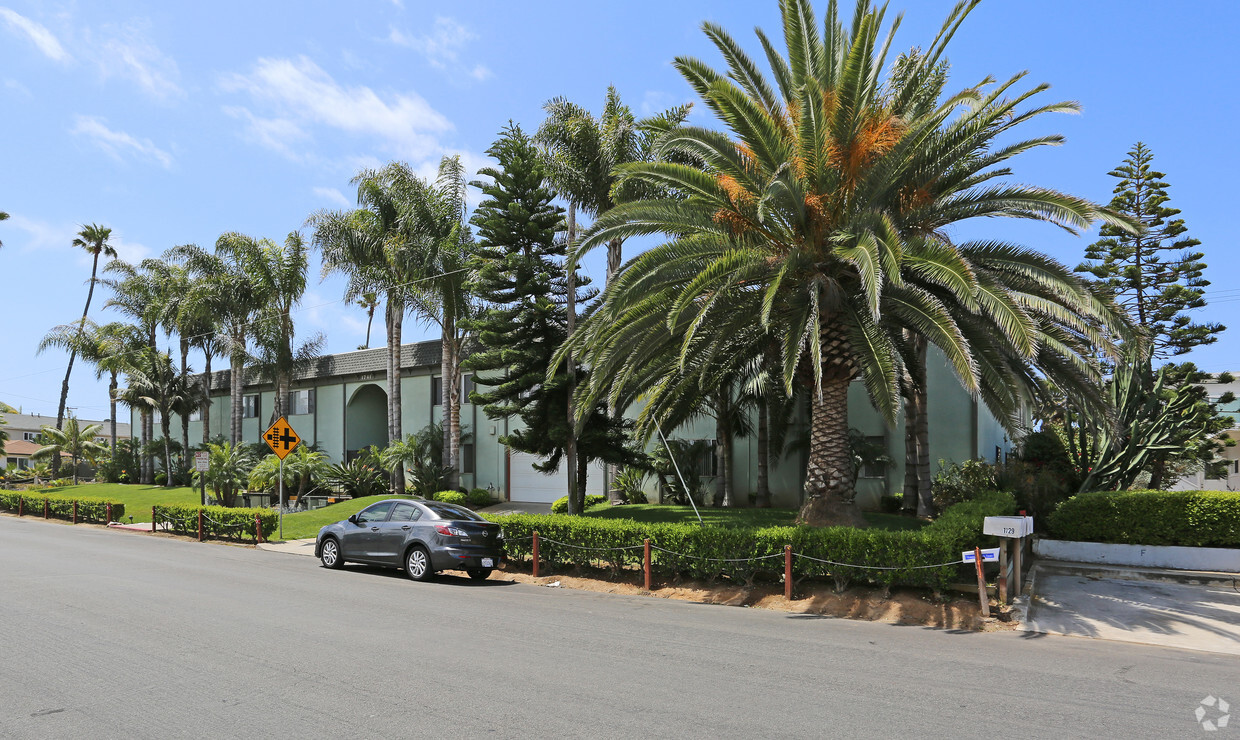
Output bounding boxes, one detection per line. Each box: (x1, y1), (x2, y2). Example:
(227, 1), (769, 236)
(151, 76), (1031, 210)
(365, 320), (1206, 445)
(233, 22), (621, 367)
(423, 503), (484, 521)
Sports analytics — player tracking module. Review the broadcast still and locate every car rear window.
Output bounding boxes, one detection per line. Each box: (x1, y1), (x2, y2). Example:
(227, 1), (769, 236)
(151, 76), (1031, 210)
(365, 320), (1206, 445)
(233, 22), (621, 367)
(423, 503), (484, 521)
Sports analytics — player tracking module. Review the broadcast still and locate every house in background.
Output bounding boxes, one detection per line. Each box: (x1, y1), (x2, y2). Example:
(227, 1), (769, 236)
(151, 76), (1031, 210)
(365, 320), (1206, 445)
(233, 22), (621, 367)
(136, 339), (1014, 509)
(1, 411), (131, 476)
(1172, 373), (1240, 492)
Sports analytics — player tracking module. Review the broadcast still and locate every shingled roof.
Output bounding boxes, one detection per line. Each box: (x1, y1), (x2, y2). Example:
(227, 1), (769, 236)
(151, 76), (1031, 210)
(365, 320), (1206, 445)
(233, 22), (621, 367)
(202, 339), (446, 392)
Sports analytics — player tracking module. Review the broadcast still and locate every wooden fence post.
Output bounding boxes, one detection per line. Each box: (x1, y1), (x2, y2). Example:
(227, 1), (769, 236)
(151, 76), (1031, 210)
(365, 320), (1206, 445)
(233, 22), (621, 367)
(785, 545), (793, 601)
(643, 539), (651, 591)
(44, 499), (49, 519)
(255, 515), (262, 544)
(17, 496), (23, 517)
(532, 531), (540, 578)
(974, 547), (990, 618)
(73, 500), (78, 525)
(198, 510), (204, 542)
(151, 506), (156, 533)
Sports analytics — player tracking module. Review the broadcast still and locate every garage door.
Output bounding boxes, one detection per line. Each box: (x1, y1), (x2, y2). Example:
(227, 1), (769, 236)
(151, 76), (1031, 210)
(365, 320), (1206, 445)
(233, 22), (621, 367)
(507, 449), (605, 503)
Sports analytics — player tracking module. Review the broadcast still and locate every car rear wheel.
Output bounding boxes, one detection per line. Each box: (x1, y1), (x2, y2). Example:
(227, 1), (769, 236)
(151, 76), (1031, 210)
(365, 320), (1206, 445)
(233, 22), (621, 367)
(467, 568), (492, 581)
(320, 538), (343, 569)
(405, 545), (433, 582)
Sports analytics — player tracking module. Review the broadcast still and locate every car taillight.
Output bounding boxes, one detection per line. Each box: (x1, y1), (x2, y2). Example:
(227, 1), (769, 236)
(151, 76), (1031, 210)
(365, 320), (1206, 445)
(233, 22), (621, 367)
(435, 524), (467, 537)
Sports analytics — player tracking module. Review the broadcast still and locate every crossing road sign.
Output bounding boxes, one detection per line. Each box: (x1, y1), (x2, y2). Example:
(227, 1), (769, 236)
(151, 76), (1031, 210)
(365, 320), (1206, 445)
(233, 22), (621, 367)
(263, 416), (301, 460)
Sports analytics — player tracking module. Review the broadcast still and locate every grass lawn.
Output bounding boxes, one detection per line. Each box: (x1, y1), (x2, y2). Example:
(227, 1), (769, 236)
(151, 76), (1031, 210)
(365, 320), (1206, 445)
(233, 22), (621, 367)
(38, 483), (201, 523)
(276, 495), (419, 540)
(581, 504), (927, 531)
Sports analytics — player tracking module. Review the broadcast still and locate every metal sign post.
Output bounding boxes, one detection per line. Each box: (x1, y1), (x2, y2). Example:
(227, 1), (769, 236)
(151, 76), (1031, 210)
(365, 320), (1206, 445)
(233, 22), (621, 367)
(262, 416), (301, 543)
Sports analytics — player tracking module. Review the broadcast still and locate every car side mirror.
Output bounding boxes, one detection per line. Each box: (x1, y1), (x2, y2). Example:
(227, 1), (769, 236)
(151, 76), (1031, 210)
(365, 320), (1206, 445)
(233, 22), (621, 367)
(348, 514), (359, 525)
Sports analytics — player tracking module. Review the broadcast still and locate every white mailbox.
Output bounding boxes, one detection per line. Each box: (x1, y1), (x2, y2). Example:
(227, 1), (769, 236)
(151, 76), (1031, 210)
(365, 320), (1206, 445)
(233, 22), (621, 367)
(983, 516), (1033, 538)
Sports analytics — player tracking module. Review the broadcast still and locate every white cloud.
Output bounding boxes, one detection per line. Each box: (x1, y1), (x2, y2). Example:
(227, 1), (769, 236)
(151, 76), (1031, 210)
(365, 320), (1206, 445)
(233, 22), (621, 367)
(312, 186), (351, 208)
(91, 20), (182, 99)
(219, 55), (452, 161)
(71, 115), (173, 169)
(4, 215), (149, 265)
(389, 17), (490, 81)
(0, 8), (70, 62)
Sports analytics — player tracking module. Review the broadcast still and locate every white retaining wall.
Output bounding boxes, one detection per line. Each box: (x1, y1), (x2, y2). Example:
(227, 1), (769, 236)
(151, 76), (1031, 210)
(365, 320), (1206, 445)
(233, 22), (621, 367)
(1034, 538), (1240, 572)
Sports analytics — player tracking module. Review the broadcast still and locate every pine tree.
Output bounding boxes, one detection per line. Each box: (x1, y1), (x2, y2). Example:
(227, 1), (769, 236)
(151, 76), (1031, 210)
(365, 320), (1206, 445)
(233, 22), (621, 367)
(1077, 142), (1223, 357)
(464, 124), (639, 508)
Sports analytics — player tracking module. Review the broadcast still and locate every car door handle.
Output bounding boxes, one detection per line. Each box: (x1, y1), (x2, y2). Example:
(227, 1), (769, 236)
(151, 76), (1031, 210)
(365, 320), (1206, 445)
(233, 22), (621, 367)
(401, 525), (411, 530)
(371, 526), (379, 531)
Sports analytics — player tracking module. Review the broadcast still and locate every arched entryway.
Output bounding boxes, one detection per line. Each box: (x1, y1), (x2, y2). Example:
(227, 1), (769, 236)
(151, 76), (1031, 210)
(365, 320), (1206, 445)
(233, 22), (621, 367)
(345, 384), (387, 461)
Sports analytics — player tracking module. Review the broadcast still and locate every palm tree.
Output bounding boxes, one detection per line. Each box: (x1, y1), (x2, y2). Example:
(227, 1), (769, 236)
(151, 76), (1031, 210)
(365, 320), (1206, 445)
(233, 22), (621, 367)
(170, 236), (263, 446)
(197, 441), (256, 507)
(243, 231), (324, 421)
(313, 162), (442, 495)
(564, 0), (1130, 525)
(31, 417), (106, 485)
(0, 210), (8, 248)
(102, 258), (164, 483)
(356, 291), (379, 349)
(118, 349), (196, 486)
(51, 224), (116, 474)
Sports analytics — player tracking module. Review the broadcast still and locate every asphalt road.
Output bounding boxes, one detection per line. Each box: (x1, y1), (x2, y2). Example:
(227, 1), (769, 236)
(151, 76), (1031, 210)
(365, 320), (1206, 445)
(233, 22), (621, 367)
(1, 515), (1235, 739)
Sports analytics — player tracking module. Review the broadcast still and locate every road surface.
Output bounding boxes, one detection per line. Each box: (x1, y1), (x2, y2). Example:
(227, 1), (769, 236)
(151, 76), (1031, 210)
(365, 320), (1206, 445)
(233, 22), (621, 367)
(1, 515), (1234, 738)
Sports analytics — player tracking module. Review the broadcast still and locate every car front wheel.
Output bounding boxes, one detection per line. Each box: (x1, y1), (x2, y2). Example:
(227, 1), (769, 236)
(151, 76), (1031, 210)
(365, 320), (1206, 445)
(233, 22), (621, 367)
(320, 538), (343, 569)
(467, 568), (492, 581)
(405, 546), (433, 582)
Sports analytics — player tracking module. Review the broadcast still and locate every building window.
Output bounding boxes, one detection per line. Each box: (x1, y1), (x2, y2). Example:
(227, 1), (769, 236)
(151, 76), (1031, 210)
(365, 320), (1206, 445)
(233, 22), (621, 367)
(242, 394), (260, 419)
(289, 389), (315, 416)
(23, 432), (40, 442)
(189, 407), (202, 422)
(461, 443), (475, 474)
(697, 440), (719, 477)
(431, 376), (442, 406)
(462, 374), (474, 400)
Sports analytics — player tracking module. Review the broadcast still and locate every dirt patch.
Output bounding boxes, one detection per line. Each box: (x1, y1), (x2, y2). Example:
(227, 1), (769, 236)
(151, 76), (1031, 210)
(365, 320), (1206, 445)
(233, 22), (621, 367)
(492, 561), (1015, 631)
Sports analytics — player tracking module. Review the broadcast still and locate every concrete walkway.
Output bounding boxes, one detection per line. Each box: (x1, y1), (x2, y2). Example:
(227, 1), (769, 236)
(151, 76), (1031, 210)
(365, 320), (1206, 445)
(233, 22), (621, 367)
(257, 538), (316, 556)
(1025, 561), (1240, 656)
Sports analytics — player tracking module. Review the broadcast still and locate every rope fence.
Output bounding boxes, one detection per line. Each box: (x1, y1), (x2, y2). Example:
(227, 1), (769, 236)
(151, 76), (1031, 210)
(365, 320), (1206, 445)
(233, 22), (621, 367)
(516, 530), (975, 599)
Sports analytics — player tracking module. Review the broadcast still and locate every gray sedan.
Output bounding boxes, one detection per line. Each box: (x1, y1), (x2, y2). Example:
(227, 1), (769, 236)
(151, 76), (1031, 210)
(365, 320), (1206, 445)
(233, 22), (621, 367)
(315, 498), (504, 581)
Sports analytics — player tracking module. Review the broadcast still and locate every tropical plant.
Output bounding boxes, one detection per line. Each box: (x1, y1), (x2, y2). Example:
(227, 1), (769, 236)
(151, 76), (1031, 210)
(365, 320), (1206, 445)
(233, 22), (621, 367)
(650, 439), (712, 505)
(195, 441), (256, 507)
(30, 417), (106, 485)
(379, 422), (469, 499)
(562, 0), (1130, 526)
(250, 446), (331, 501)
(0, 210), (8, 248)
(118, 349), (198, 486)
(355, 291), (379, 349)
(49, 223), (116, 475)
(325, 448), (388, 499)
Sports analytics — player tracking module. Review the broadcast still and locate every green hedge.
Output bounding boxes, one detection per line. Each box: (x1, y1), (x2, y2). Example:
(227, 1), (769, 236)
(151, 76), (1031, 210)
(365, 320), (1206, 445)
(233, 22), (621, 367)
(0, 491), (125, 523)
(487, 491), (1014, 591)
(153, 503), (277, 541)
(1049, 490), (1240, 547)
(433, 490), (467, 505)
(551, 494), (609, 514)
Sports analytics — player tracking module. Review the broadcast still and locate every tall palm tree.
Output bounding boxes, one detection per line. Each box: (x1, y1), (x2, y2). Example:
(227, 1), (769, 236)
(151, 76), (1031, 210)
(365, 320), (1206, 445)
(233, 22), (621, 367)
(563, 0), (1130, 525)
(171, 237), (263, 446)
(243, 231), (324, 421)
(313, 162), (441, 494)
(102, 258), (164, 483)
(52, 224), (116, 474)
(32, 417), (106, 485)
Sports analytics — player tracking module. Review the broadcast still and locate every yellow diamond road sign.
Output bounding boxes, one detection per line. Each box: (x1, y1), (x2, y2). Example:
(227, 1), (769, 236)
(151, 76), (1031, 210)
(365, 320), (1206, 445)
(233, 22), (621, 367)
(263, 416), (301, 460)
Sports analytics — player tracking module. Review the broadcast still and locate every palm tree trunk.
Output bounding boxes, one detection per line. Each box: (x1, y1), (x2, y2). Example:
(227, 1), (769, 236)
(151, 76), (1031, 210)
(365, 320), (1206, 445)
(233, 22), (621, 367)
(797, 375), (867, 527)
(108, 372), (118, 469)
(52, 348), (76, 479)
(755, 393), (771, 507)
(201, 353), (212, 447)
(161, 413), (174, 486)
(603, 233), (624, 503)
(442, 328), (461, 491)
(913, 340), (932, 517)
(902, 393), (919, 514)
(364, 308), (374, 349)
(386, 297), (405, 495)
(565, 205), (578, 515)
(230, 340), (244, 447)
(141, 410), (153, 484)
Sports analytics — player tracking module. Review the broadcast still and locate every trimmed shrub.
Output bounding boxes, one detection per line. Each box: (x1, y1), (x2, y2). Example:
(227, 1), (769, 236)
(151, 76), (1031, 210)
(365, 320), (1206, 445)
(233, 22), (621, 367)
(931, 459), (997, 511)
(153, 503), (277, 541)
(879, 493), (902, 514)
(488, 491), (1014, 591)
(0, 491), (125, 522)
(467, 488), (493, 507)
(551, 494), (609, 514)
(1048, 490), (1240, 548)
(434, 490), (467, 505)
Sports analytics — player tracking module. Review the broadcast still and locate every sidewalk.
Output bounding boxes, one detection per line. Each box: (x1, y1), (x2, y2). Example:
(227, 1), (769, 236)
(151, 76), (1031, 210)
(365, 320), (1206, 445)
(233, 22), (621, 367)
(257, 538), (317, 556)
(1024, 560), (1240, 656)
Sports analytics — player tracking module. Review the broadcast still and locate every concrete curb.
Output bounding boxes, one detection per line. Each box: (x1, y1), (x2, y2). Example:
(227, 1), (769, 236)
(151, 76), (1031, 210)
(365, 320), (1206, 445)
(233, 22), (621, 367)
(1034, 560), (1240, 588)
(1008, 561), (1038, 627)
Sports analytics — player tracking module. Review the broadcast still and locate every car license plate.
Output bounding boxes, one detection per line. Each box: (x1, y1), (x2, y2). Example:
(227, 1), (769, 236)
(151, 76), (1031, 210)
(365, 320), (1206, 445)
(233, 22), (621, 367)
(481, 558), (494, 567)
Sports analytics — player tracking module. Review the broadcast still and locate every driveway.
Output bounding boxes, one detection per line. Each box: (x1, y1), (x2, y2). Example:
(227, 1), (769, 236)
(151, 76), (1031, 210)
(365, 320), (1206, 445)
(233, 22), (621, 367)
(1025, 563), (1240, 656)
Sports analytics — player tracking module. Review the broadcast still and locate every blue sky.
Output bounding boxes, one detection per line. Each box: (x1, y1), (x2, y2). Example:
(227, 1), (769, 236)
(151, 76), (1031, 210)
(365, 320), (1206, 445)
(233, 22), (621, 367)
(2, 0), (1237, 421)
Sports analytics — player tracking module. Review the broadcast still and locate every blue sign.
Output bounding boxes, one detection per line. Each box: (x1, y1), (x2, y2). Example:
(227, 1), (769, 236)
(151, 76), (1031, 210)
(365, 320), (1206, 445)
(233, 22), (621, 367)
(962, 548), (1000, 564)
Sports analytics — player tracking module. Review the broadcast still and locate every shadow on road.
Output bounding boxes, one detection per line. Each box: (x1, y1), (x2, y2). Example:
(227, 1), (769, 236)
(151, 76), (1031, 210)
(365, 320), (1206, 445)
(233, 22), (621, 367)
(324, 563), (518, 587)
